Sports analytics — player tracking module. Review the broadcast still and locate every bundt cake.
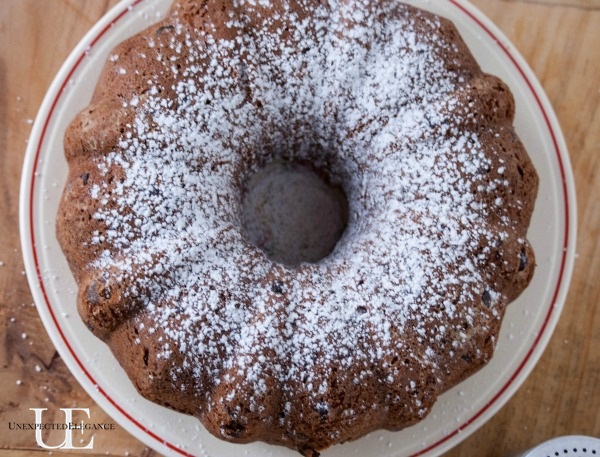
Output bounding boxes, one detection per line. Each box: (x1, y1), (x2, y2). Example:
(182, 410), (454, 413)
(57, 0), (538, 454)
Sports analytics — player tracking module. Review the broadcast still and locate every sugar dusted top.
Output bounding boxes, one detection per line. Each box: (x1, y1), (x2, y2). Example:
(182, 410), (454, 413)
(58, 0), (537, 451)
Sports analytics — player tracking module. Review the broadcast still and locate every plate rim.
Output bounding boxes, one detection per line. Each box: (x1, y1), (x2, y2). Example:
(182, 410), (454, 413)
(19, 0), (578, 456)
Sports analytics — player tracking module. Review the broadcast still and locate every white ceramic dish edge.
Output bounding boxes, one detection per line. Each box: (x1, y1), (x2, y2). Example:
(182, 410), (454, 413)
(19, 0), (577, 456)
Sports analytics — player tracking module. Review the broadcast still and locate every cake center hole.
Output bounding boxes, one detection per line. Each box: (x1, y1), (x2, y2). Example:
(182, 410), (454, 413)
(241, 160), (348, 266)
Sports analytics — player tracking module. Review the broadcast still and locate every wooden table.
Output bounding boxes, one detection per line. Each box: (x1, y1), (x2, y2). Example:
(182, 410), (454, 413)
(0, 0), (598, 456)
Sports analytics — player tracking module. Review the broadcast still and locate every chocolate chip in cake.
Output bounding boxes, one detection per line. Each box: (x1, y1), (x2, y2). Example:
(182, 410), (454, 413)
(271, 280), (284, 294)
(519, 248), (528, 271)
(316, 403), (329, 421)
(221, 421), (246, 439)
(482, 290), (492, 308)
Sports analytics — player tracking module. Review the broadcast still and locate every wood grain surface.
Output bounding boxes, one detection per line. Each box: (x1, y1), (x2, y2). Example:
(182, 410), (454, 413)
(0, 0), (598, 456)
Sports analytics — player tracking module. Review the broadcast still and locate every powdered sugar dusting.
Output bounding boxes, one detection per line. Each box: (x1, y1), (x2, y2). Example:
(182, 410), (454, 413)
(77, 0), (527, 442)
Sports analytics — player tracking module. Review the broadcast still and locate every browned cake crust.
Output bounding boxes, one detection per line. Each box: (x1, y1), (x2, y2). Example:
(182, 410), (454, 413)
(57, 0), (538, 454)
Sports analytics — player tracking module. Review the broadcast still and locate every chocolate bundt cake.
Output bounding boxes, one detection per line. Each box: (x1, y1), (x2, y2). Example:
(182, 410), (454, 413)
(57, 0), (538, 454)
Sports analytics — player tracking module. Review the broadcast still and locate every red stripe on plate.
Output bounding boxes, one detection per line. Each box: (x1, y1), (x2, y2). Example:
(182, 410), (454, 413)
(28, 1), (195, 456)
(410, 1), (571, 455)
